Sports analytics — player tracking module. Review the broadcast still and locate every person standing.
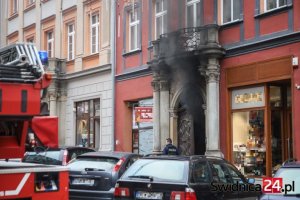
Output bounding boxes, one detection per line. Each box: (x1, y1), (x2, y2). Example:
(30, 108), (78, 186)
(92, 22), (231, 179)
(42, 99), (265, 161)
(162, 138), (179, 155)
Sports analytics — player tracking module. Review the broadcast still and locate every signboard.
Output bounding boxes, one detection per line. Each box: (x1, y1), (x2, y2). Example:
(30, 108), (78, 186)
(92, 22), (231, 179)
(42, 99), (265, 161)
(232, 86), (265, 110)
(134, 107), (153, 122)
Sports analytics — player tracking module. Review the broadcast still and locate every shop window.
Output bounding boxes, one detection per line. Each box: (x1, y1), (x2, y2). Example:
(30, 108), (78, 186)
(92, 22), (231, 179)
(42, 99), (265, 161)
(221, 0), (241, 24)
(76, 99), (100, 148)
(132, 99), (153, 155)
(232, 110), (266, 176)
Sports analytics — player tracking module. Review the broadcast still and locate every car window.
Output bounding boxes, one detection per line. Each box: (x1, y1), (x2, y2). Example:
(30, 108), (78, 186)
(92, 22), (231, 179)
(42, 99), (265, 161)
(275, 168), (300, 194)
(124, 155), (140, 170)
(211, 163), (231, 184)
(224, 163), (244, 184)
(122, 159), (188, 182)
(23, 151), (61, 165)
(191, 161), (210, 183)
(68, 148), (95, 161)
(68, 157), (119, 172)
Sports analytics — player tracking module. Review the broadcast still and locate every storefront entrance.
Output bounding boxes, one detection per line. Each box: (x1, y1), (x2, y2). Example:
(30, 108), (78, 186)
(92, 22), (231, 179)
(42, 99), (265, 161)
(270, 82), (292, 174)
(231, 81), (293, 177)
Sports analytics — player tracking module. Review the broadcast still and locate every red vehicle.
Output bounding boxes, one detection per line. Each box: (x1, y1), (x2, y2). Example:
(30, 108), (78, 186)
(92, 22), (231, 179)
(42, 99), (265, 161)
(0, 43), (69, 200)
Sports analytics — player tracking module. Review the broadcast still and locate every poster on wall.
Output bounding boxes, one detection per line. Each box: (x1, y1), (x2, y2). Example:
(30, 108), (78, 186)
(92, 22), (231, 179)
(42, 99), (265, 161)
(232, 86), (265, 110)
(134, 107), (153, 123)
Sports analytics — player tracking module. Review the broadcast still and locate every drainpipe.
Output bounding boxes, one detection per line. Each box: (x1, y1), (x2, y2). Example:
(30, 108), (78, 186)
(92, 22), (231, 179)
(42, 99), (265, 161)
(110, 0), (116, 151)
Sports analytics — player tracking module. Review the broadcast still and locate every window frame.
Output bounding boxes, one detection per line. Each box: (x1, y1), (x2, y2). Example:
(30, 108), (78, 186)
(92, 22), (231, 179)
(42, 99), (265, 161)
(12, 0), (18, 14)
(154, 0), (167, 40)
(128, 9), (140, 52)
(47, 31), (54, 58)
(221, 0), (240, 25)
(264, 0), (287, 12)
(186, 0), (201, 28)
(67, 23), (75, 61)
(90, 13), (99, 54)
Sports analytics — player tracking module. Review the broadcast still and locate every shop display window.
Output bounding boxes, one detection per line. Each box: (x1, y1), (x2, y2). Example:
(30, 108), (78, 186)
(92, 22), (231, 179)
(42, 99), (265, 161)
(232, 110), (266, 176)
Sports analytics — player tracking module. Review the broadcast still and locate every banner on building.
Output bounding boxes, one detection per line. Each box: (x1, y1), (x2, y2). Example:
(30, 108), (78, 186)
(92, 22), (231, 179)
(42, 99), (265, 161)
(134, 107), (153, 122)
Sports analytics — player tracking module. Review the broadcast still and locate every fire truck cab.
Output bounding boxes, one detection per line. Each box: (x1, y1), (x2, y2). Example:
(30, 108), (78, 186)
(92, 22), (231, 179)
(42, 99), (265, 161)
(0, 43), (69, 200)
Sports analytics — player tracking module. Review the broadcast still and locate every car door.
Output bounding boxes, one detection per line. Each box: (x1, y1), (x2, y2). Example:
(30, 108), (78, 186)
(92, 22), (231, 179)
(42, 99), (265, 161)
(190, 160), (216, 200)
(210, 161), (239, 200)
(224, 163), (260, 200)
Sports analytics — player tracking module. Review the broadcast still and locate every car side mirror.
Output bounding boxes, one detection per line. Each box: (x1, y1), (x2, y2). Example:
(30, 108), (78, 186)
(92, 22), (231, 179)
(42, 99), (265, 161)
(247, 178), (255, 184)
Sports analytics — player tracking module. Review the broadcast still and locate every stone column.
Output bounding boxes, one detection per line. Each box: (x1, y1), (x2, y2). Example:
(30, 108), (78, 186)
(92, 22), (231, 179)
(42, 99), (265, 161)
(160, 79), (170, 149)
(205, 57), (223, 157)
(169, 109), (178, 146)
(48, 91), (57, 116)
(151, 72), (161, 153)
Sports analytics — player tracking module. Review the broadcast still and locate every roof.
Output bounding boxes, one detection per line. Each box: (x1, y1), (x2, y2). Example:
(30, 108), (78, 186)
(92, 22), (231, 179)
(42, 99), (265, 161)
(142, 154), (226, 162)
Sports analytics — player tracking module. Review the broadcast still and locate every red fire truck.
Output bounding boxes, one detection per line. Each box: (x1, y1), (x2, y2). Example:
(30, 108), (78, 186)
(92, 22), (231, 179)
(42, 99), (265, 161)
(0, 43), (69, 200)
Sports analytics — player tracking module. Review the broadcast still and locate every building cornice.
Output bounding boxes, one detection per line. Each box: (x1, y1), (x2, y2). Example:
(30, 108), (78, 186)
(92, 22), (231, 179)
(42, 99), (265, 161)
(58, 64), (111, 80)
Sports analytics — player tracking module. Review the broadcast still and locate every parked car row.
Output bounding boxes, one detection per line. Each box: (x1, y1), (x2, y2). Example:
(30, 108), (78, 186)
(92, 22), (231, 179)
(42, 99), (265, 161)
(22, 147), (300, 200)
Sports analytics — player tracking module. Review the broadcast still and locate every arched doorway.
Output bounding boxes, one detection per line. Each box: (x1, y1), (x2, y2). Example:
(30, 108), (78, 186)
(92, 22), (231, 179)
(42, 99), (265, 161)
(176, 91), (206, 155)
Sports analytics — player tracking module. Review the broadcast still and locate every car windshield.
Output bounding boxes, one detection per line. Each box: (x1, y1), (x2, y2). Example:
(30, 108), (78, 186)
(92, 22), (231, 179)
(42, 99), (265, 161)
(122, 159), (188, 182)
(23, 151), (61, 165)
(68, 157), (119, 172)
(274, 168), (300, 195)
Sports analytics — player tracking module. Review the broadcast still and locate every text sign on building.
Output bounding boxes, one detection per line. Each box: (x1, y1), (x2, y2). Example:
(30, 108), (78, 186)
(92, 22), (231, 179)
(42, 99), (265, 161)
(134, 107), (153, 122)
(232, 86), (265, 109)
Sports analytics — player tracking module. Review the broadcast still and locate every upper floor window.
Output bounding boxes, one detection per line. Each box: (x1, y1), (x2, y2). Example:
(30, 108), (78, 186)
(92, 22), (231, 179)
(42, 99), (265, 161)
(155, 0), (167, 39)
(265, 0), (286, 12)
(27, 0), (35, 6)
(11, 0), (18, 14)
(47, 31), (54, 58)
(186, 0), (201, 27)
(222, 0), (240, 24)
(90, 14), (99, 54)
(27, 37), (34, 43)
(68, 24), (75, 60)
(129, 9), (139, 51)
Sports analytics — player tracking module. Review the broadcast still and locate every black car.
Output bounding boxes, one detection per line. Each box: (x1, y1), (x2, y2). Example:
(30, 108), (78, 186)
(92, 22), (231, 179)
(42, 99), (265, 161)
(68, 151), (140, 200)
(22, 146), (95, 165)
(114, 155), (260, 200)
(260, 160), (300, 199)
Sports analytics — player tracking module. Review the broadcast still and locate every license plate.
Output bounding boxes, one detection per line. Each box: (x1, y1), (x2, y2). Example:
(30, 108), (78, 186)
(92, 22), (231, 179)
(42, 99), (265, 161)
(136, 191), (163, 199)
(72, 178), (94, 185)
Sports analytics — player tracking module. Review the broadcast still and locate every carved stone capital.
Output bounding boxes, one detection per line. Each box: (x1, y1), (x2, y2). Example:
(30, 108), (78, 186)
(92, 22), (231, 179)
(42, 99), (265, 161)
(48, 91), (57, 101)
(160, 80), (169, 91)
(169, 109), (178, 118)
(206, 67), (220, 83)
(151, 81), (160, 92)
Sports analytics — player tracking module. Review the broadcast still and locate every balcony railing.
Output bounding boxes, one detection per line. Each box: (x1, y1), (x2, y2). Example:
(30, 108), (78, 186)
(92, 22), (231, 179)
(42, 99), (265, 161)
(151, 24), (220, 60)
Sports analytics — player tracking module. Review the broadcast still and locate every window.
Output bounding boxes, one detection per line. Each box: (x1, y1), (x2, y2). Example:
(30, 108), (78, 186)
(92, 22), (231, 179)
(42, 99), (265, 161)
(222, 0), (240, 24)
(90, 14), (99, 54)
(265, 0), (286, 12)
(47, 31), (54, 58)
(12, 0), (18, 14)
(186, 0), (201, 27)
(155, 0), (167, 39)
(27, 0), (35, 6)
(27, 37), (34, 43)
(129, 9), (139, 51)
(67, 24), (75, 60)
(76, 99), (100, 148)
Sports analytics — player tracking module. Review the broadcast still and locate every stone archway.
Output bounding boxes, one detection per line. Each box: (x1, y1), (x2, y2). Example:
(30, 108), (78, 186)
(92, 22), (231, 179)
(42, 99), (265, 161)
(170, 83), (206, 156)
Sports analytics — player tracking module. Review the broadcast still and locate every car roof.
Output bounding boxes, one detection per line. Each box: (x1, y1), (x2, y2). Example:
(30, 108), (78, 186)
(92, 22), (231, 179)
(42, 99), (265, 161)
(281, 161), (300, 168)
(142, 155), (226, 162)
(76, 151), (139, 159)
